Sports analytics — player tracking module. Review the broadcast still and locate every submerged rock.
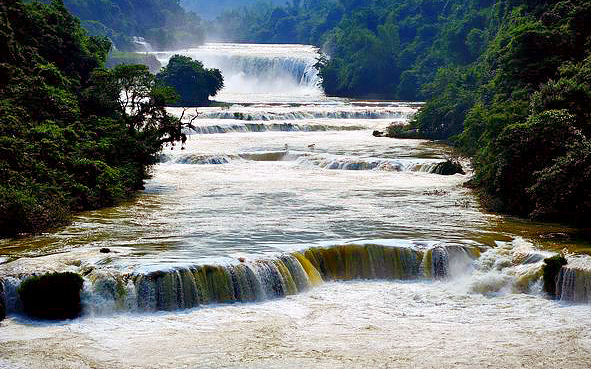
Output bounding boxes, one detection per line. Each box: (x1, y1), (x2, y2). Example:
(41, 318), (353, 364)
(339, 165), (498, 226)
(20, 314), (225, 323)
(18, 272), (84, 320)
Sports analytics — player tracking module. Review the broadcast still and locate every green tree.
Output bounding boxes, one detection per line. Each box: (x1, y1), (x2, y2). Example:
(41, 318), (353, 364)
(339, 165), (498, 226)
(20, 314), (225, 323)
(155, 55), (224, 107)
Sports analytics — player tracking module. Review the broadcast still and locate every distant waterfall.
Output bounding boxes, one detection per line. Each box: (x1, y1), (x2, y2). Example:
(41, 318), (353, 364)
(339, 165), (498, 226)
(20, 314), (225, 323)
(132, 36), (154, 52)
(152, 43), (323, 96)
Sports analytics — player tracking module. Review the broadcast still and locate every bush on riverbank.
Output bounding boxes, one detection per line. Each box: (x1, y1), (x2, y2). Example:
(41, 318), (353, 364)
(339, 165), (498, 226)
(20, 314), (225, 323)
(18, 272), (84, 320)
(432, 160), (465, 175)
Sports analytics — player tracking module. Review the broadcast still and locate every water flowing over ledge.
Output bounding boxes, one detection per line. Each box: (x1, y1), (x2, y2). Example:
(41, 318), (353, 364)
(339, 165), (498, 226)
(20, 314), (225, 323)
(152, 43), (323, 100)
(556, 258), (591, 302)
(159, 151), (447, 173)
(4, 238), (588, 319)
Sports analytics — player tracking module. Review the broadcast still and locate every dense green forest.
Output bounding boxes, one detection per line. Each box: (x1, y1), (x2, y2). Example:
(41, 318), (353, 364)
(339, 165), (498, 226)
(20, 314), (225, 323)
(216, 0), (591, 226)
(0, 0), (192, 237)
(180, 0), (282, 20)
(415, 0), (591, 225)
(61, 0), (205, 50)
(211, 0), (500, 100)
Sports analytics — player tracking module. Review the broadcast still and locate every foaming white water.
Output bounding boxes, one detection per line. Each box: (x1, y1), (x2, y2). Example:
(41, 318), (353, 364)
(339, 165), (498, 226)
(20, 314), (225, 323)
(132, 36), (153, 52)
(2, 280), (591, 369)
(153, 43), (323, 101)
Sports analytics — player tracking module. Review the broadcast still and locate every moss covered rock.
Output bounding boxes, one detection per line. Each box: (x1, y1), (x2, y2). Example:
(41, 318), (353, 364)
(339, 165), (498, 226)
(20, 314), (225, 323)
(543, 254), (567, 298)
(433, 160), (465, 175)
(18, 272), (84, 320)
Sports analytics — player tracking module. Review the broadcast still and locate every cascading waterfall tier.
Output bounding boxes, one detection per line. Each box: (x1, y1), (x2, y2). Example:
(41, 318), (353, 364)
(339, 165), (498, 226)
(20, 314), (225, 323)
(1, 243), (481, 317)
(556, 257), (591, 303)
(83, 244), (481, 313)
(7, 239), (588, 318)
(189, 108), (415, 122)
(159, 150), (449, 175)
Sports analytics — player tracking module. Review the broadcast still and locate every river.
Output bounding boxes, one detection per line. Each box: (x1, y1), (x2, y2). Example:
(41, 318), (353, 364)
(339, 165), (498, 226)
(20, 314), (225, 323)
(1, 43), (591, 368)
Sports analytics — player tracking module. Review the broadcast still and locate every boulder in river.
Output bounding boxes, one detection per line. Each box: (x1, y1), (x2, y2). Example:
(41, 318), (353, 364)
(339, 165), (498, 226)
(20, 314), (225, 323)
(18, 272), (84, 320)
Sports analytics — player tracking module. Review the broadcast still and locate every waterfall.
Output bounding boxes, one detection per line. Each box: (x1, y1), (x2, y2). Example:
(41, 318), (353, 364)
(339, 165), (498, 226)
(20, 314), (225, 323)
(0, 243), (485, 317)
(132, 36), (154, 52)
(426, 244), (479, 279)
(159, 150), (450, 175)
(556, 258), (591, 303)
(189, 109), (414, 121)
(0, 278), (5, 320)
(152, 43), (323, 96)
(78, 244), (479, 314)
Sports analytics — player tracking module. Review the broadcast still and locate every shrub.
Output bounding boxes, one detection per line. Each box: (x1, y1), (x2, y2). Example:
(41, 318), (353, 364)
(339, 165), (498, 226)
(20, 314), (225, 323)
(432, 160), (465, 175)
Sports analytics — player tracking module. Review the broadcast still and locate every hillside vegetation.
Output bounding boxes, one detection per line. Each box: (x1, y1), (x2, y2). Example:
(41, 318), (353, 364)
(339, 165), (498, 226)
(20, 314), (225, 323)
(415, 0), (591, 225)
(62, 0), (205, 50)
(0, 0), (190, 237)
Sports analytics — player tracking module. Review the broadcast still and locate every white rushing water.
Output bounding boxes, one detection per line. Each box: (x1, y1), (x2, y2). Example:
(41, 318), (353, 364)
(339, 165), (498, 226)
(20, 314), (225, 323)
(1, 43), (591, 368)
(153, 43), (323, 102)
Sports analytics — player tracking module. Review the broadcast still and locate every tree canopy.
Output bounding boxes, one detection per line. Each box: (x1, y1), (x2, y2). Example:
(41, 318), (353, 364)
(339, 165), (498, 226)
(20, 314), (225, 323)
(155, 55), (224, 106)
(412, 0), (591, 225)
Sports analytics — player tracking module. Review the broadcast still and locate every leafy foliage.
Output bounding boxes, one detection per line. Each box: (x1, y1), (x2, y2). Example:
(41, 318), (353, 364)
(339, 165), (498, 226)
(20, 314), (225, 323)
(155, 55), (224, 106)
(0, 0), (189, 237)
